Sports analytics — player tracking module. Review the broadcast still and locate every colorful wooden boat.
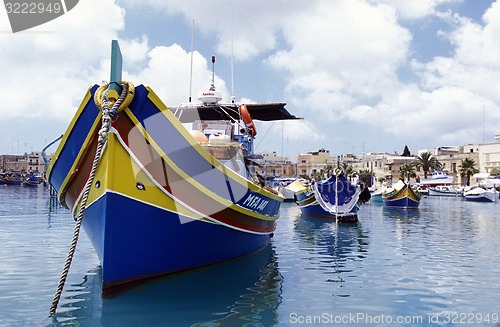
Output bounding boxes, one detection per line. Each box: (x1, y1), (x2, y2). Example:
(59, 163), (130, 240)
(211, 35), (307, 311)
(382, 180), (421, 208)
(287, 173), (365, 222)
(22, 174), (42, 187)
(46, 42), (299, 292)
(0, 173), (22, 185)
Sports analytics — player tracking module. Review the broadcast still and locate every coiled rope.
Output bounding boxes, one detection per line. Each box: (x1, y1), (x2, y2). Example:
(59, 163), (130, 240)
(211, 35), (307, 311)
(49, 82), (131, 316)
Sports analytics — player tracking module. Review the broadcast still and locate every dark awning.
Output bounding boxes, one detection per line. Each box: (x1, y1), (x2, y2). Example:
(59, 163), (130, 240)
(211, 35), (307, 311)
(170, 103), (301, 123)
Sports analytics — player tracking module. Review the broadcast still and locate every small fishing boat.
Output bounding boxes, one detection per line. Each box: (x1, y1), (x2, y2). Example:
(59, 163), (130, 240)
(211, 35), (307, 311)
(419, 170), (455, 186)
(0, 173), (22, 185)
(370, 185), (388, 203)
(463, 186), (497, 202)
(46, 41), (299, 292)
(382, 180), (421, 208)
(22, 174), (42, 187)
(428, 185), (462, 197)
(267, 177), (299, 201)
(287, 171), (366, 222)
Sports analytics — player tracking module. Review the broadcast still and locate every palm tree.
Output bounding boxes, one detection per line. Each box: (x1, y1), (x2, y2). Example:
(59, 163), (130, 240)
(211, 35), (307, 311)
(459, 158), (479, 186)
(415, 151), (442, 178)
(323, 164), (334, 177)
(357, 169), (373, 187)
(399, 163), (416, 183)
(339, 162), (355, 179)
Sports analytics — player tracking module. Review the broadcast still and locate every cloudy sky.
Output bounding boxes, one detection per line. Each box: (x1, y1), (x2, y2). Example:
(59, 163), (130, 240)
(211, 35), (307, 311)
(1, 0), (499, 159)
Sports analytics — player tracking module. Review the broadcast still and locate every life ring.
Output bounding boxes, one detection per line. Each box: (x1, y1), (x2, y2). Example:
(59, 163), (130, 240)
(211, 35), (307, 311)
(94, 81), (135, 113)
(239, 104), (257, 137)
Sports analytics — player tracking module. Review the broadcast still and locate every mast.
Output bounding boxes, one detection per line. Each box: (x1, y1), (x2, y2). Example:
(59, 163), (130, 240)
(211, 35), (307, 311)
(189, 19), (195, 102)
(230, 0), (235, 103)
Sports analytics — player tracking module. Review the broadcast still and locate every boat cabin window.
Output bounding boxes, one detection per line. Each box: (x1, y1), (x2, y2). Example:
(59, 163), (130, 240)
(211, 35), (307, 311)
(193, 120), (234, 140)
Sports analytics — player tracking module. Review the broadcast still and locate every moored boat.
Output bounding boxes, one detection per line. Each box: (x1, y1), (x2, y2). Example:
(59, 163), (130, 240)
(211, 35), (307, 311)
(428, 185), (463, 197)
(287, 172), (366, 222)
(22, 174), (42, 187)
(268, 177), (299, 201)
(0, 173), (22, 185)
(369, 184), (388, 203)
(46, 41), (299, 293)
(419, 170), (454, 186)
(382, 180), (421, 208)
(463, 186), (497, 202)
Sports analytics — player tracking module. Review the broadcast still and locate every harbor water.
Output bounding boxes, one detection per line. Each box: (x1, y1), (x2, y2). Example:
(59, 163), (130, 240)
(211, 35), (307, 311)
(1, 185), (499, 326)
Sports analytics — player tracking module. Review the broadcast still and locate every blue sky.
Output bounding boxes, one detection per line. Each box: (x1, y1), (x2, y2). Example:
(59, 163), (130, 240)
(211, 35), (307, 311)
(1, 0), (499, 159)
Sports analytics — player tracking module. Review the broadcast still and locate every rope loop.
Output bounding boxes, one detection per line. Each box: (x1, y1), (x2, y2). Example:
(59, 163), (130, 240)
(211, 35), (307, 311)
(94, 81), (135, 115)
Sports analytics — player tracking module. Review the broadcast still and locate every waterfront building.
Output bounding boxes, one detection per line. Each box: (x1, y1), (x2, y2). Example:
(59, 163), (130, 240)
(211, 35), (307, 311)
(0, 152), (46, 175)
(355, 153), (416, 185)
(296, 148), (336, 178)
(258, 151), (296, 178)
(479, 135), (500, 175)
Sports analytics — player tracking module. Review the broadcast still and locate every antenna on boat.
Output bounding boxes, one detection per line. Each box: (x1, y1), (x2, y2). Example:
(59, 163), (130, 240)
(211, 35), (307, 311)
(198, 55), (222, 104)
(210, 55), (216, 91)
(189, 19), (195, 103)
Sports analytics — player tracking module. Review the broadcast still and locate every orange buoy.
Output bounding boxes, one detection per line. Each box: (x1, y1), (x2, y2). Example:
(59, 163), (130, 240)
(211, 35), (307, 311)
(239, 104), (257, 137)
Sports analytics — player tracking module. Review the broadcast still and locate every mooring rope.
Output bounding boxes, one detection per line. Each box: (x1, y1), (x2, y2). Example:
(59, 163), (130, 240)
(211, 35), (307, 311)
(49, 83), (128, 316)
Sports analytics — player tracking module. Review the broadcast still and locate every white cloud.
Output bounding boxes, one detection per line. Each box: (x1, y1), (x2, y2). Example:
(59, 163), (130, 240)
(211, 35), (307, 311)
(1, 0), (499, 156)
(368, 0), (463, 20)
(268, 0), (411, 119)
(119, 0), (310, 61)
(127, 44), (229, 106)
(0, 0), (124, 122)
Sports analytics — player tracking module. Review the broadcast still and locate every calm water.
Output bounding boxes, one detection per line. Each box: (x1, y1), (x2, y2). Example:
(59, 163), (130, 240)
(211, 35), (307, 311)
(1, 185), (500, 326)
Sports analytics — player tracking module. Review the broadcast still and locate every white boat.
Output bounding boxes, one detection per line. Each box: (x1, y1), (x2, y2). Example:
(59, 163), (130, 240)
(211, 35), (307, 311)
(463, 186), (497, 202)
(472, 173), (500, 190)
(268, 177), (299, 201)
(370, 187), (386, 203)
(428, 185), (463, 197)
(419, 170), (454, 186)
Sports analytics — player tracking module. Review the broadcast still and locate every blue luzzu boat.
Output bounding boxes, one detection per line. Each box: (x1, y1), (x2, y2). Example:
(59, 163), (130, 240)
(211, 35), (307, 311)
(287, 172), (365, 222)
(46, 42), (299, 293)
(382, 180), (421, 208)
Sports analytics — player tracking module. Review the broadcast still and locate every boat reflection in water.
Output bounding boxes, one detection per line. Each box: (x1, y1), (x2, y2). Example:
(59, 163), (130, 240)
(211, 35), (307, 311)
(52, 245), (282, 326)
(293, 214), (370, 278)
(382, 206), (421, 221)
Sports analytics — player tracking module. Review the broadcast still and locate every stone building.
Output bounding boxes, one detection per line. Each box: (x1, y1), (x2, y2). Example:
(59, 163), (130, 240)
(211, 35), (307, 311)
(0, 152), (46, 175)
(296, 148), (336, 178)
(259, 151), (297, 178)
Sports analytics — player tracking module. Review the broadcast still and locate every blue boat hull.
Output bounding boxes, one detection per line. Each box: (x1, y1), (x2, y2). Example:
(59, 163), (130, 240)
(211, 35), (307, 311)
(383, 197), (420, 208)
(85, 191), (272, 290)
(299, 201), (358, 221)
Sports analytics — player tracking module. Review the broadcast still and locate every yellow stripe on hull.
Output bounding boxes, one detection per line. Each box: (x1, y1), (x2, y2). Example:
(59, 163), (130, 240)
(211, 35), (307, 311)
(73, 132), (208, 223)
(122, 107), (280, 221)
